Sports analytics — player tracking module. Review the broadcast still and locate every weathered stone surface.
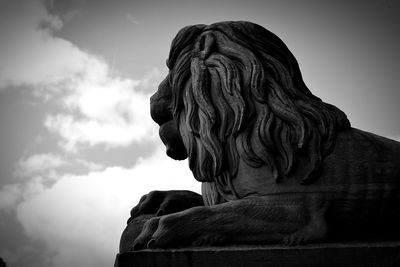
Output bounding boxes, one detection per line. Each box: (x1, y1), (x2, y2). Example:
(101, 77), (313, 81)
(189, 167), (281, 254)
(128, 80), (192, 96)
(120, 214), (156, 253)
(115, 242), (400, 267)
(122, 21), (400, 251)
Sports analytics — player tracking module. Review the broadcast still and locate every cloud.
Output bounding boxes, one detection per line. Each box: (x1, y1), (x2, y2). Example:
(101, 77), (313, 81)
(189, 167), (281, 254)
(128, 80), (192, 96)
(0, 184), (21, 211)
(0, 2), (197, 267)
(1, 154), (57, 213)
(2, 148), (199, 267)
(14, 153), (66, 179)
(0, 176), (47, 213)
(0, 0), (80, 89)
(16, 148), (199, 267)
(44, 67), (160, 151)
(74, 159), (105, 172)
(0, 0), (162, 152)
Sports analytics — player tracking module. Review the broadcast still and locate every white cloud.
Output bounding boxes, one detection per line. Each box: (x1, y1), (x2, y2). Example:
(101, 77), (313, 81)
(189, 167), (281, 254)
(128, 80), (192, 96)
(75, 159), (105, 172)
(0, 184), (22, 211)
(1, 153), (60, 213)
(0, 176), (47, 213)
(16, 148), (199, 267)
(0, 0), (162, 152)
(14, 153), (66, 179)
(0, 2), (196, 267)
(44, 68), (160, 151)
(0, 0), (81, 89)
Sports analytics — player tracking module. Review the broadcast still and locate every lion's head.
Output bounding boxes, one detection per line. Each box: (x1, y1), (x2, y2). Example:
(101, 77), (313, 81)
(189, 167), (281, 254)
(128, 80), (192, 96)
(151, 21), (350, 189)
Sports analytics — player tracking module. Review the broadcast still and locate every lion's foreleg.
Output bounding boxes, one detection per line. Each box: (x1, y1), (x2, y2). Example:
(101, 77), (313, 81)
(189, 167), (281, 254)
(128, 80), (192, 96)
(132, 194), (329, 249)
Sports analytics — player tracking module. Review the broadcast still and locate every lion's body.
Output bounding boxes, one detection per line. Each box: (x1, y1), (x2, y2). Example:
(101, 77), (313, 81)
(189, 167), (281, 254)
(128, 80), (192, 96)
(199, 127), (400, 241)
(221, 128), (400, 198)
(129, 21), (400, 249)
(320, 128), (400, 239)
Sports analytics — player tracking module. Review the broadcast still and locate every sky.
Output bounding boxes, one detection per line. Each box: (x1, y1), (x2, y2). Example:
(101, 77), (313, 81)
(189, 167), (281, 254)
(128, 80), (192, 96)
(0, 0), (399, 266)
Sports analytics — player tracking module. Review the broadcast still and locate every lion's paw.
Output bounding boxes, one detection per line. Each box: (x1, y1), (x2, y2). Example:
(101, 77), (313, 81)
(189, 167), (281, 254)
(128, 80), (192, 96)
(192, 233), (226, 247)
(283, 231), (310, 246)
(129, 190), (203, 222)
(131, 214), (189, 250)
(283, 219), (327, 246)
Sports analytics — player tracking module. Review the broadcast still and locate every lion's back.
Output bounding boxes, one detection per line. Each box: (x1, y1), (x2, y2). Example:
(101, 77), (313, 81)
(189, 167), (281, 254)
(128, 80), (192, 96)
(322, 128), (400, 239)
(322, 128), (400, 186)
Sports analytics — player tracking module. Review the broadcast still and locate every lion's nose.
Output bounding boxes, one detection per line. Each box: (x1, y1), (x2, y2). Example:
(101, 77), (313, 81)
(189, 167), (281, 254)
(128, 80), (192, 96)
(150, 92), (173, 125)
(150, 77), (174, 125)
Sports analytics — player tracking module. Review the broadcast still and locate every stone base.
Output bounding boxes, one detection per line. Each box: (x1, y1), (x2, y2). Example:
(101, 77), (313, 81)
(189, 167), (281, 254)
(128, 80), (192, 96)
(115, 242), (400, 267)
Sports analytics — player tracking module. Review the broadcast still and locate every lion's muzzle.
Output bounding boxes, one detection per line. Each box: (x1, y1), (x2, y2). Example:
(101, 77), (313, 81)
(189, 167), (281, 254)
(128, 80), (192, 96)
(159, 120), (187, 160)
(150, 77), (173, 126)
(150, 76), (187, 160)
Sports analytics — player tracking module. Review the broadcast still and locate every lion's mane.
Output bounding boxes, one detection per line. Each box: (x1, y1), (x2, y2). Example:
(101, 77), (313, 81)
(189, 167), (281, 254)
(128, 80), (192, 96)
(167, 21), (350, 195)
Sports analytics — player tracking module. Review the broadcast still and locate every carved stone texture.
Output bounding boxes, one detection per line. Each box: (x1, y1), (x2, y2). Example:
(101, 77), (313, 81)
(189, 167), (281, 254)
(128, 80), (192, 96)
(121, 190), (204, 252)
(121, 21), (400, 251)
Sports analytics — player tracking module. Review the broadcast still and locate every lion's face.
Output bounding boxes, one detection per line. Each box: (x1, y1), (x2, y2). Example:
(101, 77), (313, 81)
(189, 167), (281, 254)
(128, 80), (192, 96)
(150, 75), (187, 160)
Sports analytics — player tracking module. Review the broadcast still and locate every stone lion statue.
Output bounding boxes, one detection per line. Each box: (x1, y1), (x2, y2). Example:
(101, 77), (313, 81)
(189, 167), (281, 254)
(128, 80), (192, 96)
(120, 21), (400, 252)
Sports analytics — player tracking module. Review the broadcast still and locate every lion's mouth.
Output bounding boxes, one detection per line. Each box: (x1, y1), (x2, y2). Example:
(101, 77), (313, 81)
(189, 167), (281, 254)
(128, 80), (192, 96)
(159, 120), (187, 160)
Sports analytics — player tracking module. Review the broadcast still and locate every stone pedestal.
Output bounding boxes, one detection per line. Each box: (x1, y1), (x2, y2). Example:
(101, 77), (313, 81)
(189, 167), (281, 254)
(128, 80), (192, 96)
(115, 242), (400, 267)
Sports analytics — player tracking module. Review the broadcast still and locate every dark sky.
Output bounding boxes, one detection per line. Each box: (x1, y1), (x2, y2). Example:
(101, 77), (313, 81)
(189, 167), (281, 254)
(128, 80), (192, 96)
(0, 0), (399, 266)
